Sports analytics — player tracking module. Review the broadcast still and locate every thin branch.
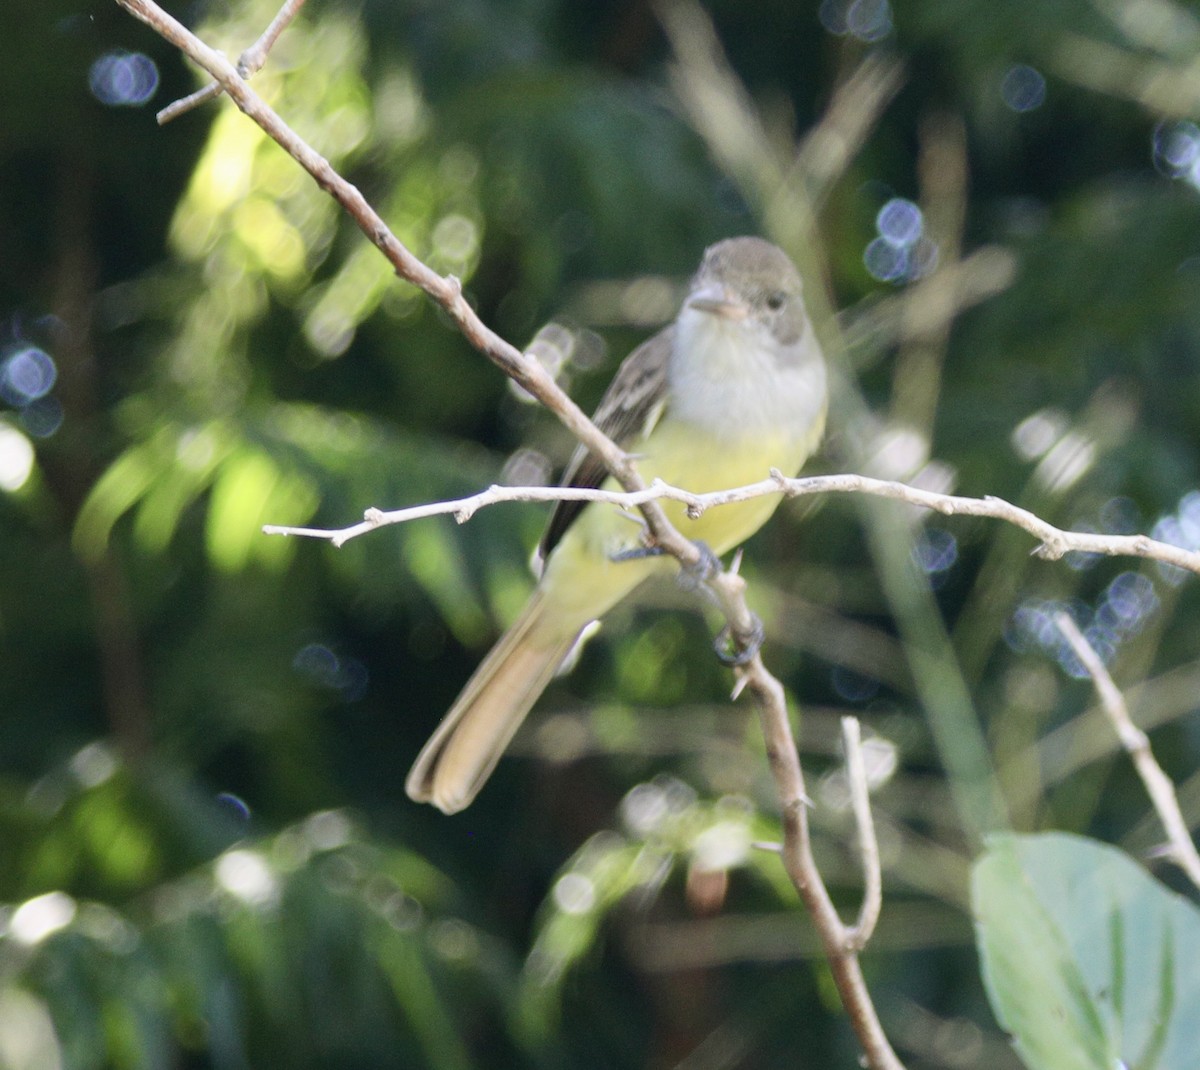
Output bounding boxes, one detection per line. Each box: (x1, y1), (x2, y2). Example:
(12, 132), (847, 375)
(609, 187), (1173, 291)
(842, 717), (884, 950)
(1054, 613), (1200, 890)
(157, 0), (308, 124)
(655, 0), (1011, 852)
(263, 471), (1200, 577)
(890, 112), (968, 432)
(116, 4), (906, 1063)
(843, 247), (1017, 369)
(1053, 32), (1200, 118)
(655, 0), (832, 321)
(741, 659), (904, 1070)
(114, 0), (699, 566)
(792, 53), (906, 209)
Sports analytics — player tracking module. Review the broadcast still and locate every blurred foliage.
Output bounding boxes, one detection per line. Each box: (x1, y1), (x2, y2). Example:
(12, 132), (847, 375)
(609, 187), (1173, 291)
(3, 0), (1200, 1067)
(973, 833), (1200, 1070)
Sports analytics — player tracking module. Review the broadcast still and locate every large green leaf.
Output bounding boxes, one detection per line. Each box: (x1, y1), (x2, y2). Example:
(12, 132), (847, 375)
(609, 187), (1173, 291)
(972, 832), (1200, 1070)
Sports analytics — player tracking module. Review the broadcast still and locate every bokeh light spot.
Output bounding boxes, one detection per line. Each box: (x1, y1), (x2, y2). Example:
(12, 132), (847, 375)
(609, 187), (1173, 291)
(1006, 572), (1162, 679)
(1102, 572), (1159, 630)
(292, 642), (369, 701)
(847, 0), (893, 40)
(428, 918), (479, 961)
(1150, 488), (1200, 584)
(215, 849), (277, 905)
(216, 792), (252, 822)
(876, 199), (923, 247)
(1034, 431), (1095, 493)
(88, 50), (159, 107)
(303, 809), (353, 851)
(621, 781), (670, 835)
(552, 872), (597, 915)
(11, 892), (77, 946)
(0, 347), (56, 405)
(0, 422), (35, 492)
(1000, 64), (1046, 113)
(69, 741), (117, 789)
(864, 237), (909, 282)
(865, 199), (936, 283)
(1152, 120), (1200, 182)
(20, 397), (64, 439)
(431, 213), (479, 264)
(819, 0), (893, 40)
(294, 642), (339, 684)
(914, 528), (959, 575)
(691, 821), (750, 871)
(861, 736), (899, 789)
(1011, 408), (1068, 461)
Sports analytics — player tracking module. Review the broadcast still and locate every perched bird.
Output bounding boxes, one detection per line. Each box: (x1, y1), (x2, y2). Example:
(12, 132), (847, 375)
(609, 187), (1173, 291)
(407, 237), (827, 813)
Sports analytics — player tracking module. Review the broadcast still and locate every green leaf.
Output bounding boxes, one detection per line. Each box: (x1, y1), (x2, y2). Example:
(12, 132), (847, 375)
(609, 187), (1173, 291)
(972, 832), (1200, 1070)
(72, 438), (167, 562)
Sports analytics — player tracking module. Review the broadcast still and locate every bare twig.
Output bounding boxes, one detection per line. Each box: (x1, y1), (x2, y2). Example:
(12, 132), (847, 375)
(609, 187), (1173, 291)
(114, 0), (700, 568)
(842, 718), (883, 950)
(117, 3), (906, 1063)
(843, 249), (1017, 368)
(157, 0), (308, 124)
(655, 0), (831, 315)
(1054, 613), (1200, 890)
(742, 660), (904, 1070)
(793, 54), (906, 208)
(263, 471), (1200, 577)
(890, 112), (968, 433)
(1053, 33), (1200, 118)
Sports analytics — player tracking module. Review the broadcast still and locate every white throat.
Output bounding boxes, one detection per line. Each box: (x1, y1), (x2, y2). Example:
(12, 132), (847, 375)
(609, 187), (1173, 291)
(668, 307), (826, 441)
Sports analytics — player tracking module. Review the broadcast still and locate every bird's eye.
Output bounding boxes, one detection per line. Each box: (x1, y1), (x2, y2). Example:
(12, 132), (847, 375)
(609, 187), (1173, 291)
(765, 291), (786, 311)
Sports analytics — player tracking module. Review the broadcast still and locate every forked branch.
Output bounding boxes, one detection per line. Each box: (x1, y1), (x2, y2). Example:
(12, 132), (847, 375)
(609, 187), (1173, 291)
(116, 3), (906, 1064)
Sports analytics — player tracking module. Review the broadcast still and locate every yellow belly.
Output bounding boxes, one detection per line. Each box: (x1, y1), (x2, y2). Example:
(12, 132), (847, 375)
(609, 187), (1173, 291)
(538, 416), (820, 628)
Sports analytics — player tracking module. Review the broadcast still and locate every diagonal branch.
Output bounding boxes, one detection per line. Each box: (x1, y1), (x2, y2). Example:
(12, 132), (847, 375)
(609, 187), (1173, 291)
(115, 4), (903, 1065)
(742, 660), (904, 1070)
(156, 0), (309, 123)
(113, 0), (700, 566)
(1055, 613), (1200, 890)
(843, 717), (884, 950)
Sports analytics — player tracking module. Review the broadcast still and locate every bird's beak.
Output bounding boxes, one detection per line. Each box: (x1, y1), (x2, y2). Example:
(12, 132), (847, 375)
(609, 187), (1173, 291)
(687, 283), (749, 321)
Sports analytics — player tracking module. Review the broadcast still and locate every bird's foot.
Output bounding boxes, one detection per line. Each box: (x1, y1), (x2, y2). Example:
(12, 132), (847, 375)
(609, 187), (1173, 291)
(609, 540), (720, 583)
(610, 539), (760, 664)
(609, 544), (666, 563)
(676, 540), (722, 590)
(713, 614), (765, 667)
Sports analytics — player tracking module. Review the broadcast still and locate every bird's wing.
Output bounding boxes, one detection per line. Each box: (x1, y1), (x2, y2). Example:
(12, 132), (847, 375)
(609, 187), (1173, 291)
(538, 324), (673, 560)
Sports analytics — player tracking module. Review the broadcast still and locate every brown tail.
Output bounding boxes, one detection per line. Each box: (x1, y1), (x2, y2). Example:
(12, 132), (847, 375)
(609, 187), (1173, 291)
(405, 592), (578, 814)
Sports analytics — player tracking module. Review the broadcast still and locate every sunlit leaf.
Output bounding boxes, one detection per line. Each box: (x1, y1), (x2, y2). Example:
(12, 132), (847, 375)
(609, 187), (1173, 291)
(72, 438), (169, 562)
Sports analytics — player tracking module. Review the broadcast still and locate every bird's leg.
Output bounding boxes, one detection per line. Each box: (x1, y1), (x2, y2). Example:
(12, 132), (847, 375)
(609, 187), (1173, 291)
(608, 544), (666, 563)
(609, 539), (721, 582)
(712, 616), (765, 667)
(674, 540), (723, 589)
(610, 539), (762, 664)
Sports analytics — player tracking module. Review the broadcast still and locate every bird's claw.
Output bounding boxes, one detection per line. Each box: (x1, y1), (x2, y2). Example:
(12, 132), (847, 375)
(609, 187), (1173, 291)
(677, 540), (722, 590)
(610, 540), (720, 585)
(713, 613), (765, 667)
(611, 539), (760, 665)
(609, 544), (665, 563)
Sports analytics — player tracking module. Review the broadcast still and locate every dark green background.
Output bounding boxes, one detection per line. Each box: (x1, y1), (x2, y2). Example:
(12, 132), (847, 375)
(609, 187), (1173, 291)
(2, 0), (1199, 1066)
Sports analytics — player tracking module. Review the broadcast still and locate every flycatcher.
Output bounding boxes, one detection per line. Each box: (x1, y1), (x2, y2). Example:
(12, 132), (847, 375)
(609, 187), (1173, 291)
(407, 237), (827, 813)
